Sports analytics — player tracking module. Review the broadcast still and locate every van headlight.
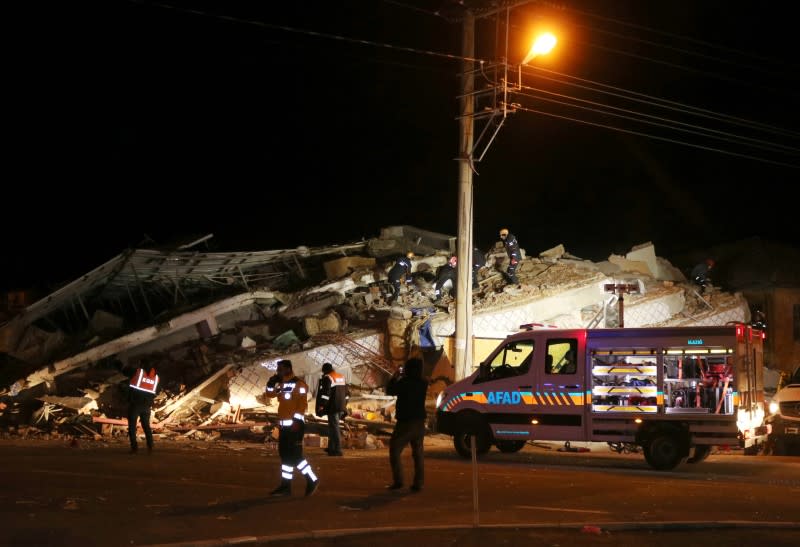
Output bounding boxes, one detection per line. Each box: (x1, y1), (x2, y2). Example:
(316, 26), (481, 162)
(769, 400), (779, 415)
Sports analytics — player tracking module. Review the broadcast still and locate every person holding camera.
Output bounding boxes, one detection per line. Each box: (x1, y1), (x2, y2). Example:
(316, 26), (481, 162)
(385, 357), (428, 492)
(264, 359), (319, 497)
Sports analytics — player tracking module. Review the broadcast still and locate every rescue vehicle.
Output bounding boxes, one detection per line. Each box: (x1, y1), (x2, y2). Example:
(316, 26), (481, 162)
(434, 322), (769, 470)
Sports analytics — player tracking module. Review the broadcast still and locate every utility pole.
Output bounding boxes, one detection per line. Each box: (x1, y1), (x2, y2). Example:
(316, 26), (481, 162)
(455, 11), (475, 380)
(453, 1), (535, 380)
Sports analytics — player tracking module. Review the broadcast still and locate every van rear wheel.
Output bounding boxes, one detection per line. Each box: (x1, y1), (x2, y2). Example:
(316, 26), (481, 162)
(687, 445), (711, 463)
(645, 433), (687, 470)
(454, 431), (491, 459)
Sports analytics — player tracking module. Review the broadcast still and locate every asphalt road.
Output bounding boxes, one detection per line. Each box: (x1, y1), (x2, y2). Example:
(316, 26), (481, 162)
(1, 434), (798, 547)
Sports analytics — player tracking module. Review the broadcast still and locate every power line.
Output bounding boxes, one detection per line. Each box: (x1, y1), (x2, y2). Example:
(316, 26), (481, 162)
(522, 65), (800, 139)
(511, 87), (800, 165)
(533, 0), (800, 71)
(125, 0), (800, 168)
(513, 104), (800, 170)
(139, 0), (481, 63)
(511, 84), (800, 157)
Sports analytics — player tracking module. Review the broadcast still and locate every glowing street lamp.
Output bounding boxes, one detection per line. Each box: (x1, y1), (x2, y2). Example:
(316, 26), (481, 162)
(522, 32), (557, 65)
(518, 32), (557, 88)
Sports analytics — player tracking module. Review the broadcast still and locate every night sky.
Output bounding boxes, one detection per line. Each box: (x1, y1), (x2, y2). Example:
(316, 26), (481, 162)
(6, 0), (800, 292)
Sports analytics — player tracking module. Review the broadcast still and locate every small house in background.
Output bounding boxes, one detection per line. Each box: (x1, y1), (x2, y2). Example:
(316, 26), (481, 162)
(689, 237), (800, 376)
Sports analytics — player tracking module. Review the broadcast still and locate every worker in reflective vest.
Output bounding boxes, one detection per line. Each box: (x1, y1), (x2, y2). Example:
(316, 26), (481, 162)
(265, 359), (319, 497)
(316, 362), (350, 456)
(127, 365), (159, 454)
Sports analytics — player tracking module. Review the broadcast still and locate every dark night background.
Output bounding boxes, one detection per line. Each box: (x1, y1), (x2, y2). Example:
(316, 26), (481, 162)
(6, 0), (799, 292)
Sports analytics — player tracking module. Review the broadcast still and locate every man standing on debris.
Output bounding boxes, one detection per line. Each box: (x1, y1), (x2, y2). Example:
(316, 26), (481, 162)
(472, 246), (486, 290)
(499, 228), (521, 285)
(265, 359), (319, 497)
(315, 362), (349, 457)
(690, 258), (715, 293)
(126, 360), (159, 455)
(385, 357), (428, 492)
(387, 251), (414, 304)
(433, 255), (458, 301)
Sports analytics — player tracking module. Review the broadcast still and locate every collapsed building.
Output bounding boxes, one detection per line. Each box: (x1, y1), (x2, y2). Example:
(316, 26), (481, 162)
(0, 226), (754, 448)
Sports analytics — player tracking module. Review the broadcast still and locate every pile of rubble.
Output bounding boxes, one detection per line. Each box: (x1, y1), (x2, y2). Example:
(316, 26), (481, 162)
(0, 226), (753, 450)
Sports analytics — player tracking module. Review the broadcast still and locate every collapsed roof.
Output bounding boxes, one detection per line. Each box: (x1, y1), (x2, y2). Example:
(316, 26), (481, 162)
(0, 227), (753, 443)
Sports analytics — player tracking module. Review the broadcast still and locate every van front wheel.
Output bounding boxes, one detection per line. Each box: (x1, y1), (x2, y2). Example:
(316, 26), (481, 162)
(454, 430), (491, 458)
(496, 440), (527, 453)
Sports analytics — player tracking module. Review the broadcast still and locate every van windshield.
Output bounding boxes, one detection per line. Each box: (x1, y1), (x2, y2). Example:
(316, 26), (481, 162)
(476, 339), (534, 383)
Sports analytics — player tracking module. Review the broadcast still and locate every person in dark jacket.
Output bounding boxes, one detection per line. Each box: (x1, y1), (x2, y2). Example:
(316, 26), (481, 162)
(690, 258), (715, 293)
(387, 252), (414, 304)
(385, 357), (428, 492)
(126, 362), (159, 454)
(315, 362), (350, 456)
(472, 247), (486, 290)
(433, 256), (458, 301)
(499, 228), (521, 285)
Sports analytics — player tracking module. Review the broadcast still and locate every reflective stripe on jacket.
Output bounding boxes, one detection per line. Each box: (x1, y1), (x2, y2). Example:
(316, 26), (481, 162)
(268, 376), (309, 422)
(316, 371), (349, 415)
(130, 368), (159, 395)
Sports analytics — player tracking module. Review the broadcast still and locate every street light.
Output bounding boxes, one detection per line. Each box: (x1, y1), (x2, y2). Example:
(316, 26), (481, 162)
(455, 23), (558, 381)
(522, 32), (557, 65)
(518, 31), (557, 89)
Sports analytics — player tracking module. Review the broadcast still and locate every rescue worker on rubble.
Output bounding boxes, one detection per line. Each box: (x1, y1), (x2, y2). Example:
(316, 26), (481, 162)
(472, 246), (486, 290)
(126, 360), (159, 455)
(690, 258), (715, 293)
(315, 362), (349, 457)
(499, 228), (521, 285)
(265, 359), (319, 497)
(387, 251), (414, 304)
(433, 255), (458, 301)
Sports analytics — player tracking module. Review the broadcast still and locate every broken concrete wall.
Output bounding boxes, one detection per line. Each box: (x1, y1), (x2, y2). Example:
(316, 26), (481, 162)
(368, 225), (456, 258)
(432, 281), (613, 340)
(608, 254), (653, 277)
(10, 324), (66, 365)
(303, 310), (343, 337)
(89, 310), (124, 335)
(228, 331), (385, 409)
(10, 291), (279, 393)
(324, 256), (377, 279)
(661, 291), (750, 327)
(619, 286), (686, 327)
(626, 242), (686, 282)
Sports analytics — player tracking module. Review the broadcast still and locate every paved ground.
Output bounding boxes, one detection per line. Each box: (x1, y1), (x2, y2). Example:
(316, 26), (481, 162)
(1, 434), (798, 547)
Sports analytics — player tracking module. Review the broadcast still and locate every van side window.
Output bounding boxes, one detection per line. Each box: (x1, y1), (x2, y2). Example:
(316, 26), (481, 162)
(476, 340), (535, 383)
(546, 339), (578, 375)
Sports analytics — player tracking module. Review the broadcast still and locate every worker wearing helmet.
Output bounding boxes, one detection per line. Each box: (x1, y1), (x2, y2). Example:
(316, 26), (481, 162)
(690, 258), (715, 293)
(433, 256), (458, 302)
(387, 252), (414, 304)
(499, 228), (521, 285)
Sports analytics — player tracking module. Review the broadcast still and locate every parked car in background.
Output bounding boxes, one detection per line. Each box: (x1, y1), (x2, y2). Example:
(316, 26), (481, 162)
(765, 366), (800, 455)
